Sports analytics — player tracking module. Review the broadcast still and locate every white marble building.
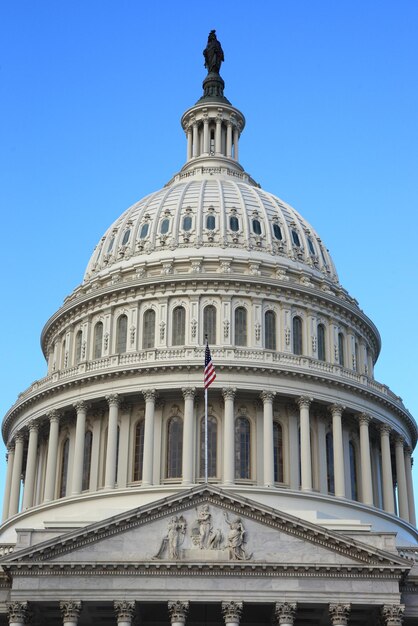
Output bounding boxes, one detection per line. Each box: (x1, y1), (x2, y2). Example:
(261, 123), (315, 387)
(0, 32), (417, 626)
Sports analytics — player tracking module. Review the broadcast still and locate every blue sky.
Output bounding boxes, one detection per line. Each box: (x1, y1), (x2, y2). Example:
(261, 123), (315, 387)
(1, 1), (417, 512)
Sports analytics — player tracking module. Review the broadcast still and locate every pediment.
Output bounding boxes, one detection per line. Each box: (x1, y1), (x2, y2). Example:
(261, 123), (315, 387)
(1, 486), (410, 576)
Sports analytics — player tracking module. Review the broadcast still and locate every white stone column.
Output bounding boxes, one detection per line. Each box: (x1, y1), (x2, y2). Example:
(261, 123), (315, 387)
(60, 600), (82, 626)
(22, 420), (39, 510)
(381, 605), (405, 626)
(329, 603), (351, 626)
(104, 394), (120, 489)
(71, 400), (88, 495)
(223, 387), (236, 485)
(297, 396), (312, 491)
(44, 409), (61, 501)
(380, 425), (395, 514)
(2, 445), (15, 521)
(168, 601), (189, 626)
(404, 447), (416, 526)
(114, 600), (136, 626)
(203, 117), (209, 154)
(9, 433), (24, 517)
(274, 602), (297, 626)
(233, 128), (239, 161)
(186, 127), (192, 161)
(192, 123), (198, 157)
(261, 391), (275, 487)
(182, 387), (196, 485)
(226, 122), (233, 157)
(395, 436), (409, 521)
(215, 115), (222, 155)
(330, 404), (345, 498)
(7, 602), (28, 626)
(142, 389), (156, 486)
(222, 601), (243, 626)
(358, 413), (374, 505)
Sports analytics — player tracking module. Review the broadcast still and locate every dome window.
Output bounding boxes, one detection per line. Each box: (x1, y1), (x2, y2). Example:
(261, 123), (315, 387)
(252, 219), (262, 235)
(139, 223), (149, 239)
(160, 218), (170, 234)
(229, 216), (239, 232)
(291, 230), (301, 247)
(307, 237), (316, 255)
(121, 229), (131, 246)
(183, 216), (192, 231)
(107, 237), (115, 253)
(273, 223), (282, 240)
(206, 215), (216, 230)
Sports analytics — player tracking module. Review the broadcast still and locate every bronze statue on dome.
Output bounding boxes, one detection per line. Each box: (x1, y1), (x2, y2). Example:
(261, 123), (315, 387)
(203, 30), (224, 75)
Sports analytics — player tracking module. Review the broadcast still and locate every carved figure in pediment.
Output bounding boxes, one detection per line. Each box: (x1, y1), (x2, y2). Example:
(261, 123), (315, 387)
(154, 515), (187, 560)
(191, 504), (223, 549)
(224, 512), (252, 560)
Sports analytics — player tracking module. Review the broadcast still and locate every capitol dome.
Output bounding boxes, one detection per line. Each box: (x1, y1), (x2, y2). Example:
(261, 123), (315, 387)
(0, 32), (417, 626)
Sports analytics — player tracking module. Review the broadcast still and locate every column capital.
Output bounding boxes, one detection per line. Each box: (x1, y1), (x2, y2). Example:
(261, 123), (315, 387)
(358, 412), (372, 426)
(114, 600), (135, 622)
(106, 393), (121, 407)
(329, 403), (345, 417)
(14, 431), (25, 445)
(168, 601), (189, 624)
(60, 600), (82, 622)
(275, 602), (297, 625)
(28, 419), (40, 433)
(7, 442), (15, 453)
(46, 408), (62, 423)
(296, 396), (312, 410)
(405, 445), (413, 457)
(329, 603), (351, 626)
(222, 601), (243, 623)
(222, 387), (237, 401)
(142, 388), (157, 402)
(381, 604), (405, 626)
(73, 400), (89, 413)
(260, 391), (276, 404)
(7, 601), (28, 623)
(395, 435), (405, 448)
(379, 423), (392, 436)
(182, 387), (196, 400)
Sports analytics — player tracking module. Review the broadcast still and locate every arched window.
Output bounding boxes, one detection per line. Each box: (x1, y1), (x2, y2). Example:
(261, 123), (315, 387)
(229, 216), (239, 232)
(172, 306), (186, 346)
(166, 416), (183, 479)
(273, 223), (283, 240)
(338, 332), (345, 367)
(234, 307), (247, 346)
(133, 420), (145, 482)
(273, 422), (283, 482)
(200, 415), (217, 478)
(291, 230), (301, 247)
(82, 431), (93, 491)
(61, 338), (66, 369)
(75, 330), (82, 364)
(292, 316), (303, 355)
(116, 315), (128, 354)
(93, 322), (103, 359)
(160, 218), (170, 234)
(354, 341), (359, 371)
(326, 432), (334, 494)
(206, 214), (215, 230)
(121, 229), (131, 245)
(59, 438), (70, 498)
(143, 309), (156, 349)
(264, 310), (276, 350)
(317, 323), (326, 361)
(235, 417), (251, 479)
(183, 215), (192, 231)
(349, 441), (358, 501)
(203, 305), (217, 345)
(252, 219), (262, 235)
(139, 223), (149, 239)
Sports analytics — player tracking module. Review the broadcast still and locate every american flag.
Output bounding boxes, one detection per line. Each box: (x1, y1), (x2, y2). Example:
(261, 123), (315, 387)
(204, 342), (216, 389)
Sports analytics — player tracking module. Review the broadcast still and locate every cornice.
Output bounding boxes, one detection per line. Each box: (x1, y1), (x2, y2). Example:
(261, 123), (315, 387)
(3, 355), (415, 445)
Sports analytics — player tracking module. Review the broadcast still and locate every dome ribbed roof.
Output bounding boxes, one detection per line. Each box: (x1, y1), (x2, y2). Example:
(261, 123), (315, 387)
(84, 172), (337, 284)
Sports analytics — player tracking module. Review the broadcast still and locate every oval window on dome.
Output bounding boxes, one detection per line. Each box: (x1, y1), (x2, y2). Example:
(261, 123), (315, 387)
(139, 223), (149, 239)
(291, 230), (301, 247)
(122, 229), (131, 246)
(273, 223), (282, 240)
(160, 218), (170, 234)
(107, 237), (115, 253)
(307, 237), (316, 255)
(206, 215), (215, 230)
(183, 216), (192, 231)
(252, 219), (262, 235)
(229, 216), (239, 232)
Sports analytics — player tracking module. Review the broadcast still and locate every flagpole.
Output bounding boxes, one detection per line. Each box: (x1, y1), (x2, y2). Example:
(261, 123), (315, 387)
(204, 335), (208, 484)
